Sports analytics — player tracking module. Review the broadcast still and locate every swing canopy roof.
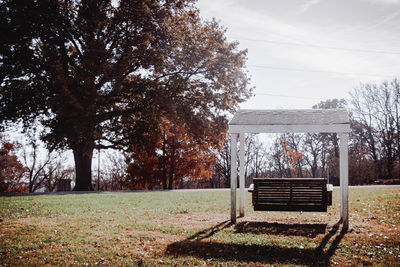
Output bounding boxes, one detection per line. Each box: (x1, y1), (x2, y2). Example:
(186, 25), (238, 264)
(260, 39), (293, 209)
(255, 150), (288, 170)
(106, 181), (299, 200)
(228, 109), (350, 134)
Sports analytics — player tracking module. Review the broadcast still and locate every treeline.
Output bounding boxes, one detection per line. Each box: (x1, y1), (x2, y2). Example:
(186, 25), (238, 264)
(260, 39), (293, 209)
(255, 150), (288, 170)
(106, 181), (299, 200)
(214, 79), (400, 187)
(108, 78), (400, 189)
(1, 79), (399, 192)
(0, 135), (74, 193)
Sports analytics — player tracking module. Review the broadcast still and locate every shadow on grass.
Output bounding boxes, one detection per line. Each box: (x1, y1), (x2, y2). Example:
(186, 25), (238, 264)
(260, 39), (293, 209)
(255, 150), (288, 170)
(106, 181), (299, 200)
(166, 220), (345, 266)
(235, 221), (327, 237)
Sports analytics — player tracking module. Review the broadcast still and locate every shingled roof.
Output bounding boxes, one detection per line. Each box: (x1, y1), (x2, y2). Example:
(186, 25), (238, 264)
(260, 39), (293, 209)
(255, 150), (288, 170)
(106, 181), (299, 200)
(228, 109), (350, 133)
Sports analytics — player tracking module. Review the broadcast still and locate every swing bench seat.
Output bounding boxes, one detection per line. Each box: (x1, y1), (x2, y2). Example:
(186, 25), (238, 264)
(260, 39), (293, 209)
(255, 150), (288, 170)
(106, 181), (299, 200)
(250, 178), (331, 212)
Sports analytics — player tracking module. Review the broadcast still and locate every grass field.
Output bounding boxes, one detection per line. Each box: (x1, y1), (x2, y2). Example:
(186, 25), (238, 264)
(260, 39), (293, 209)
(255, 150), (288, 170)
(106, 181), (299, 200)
(1, 187), (399, 266)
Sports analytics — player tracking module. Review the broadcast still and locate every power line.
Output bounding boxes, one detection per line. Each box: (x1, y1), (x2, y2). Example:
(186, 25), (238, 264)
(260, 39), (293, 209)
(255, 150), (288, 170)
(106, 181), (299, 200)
(249, 64), (398, 78)
(233, 36), (400, 55)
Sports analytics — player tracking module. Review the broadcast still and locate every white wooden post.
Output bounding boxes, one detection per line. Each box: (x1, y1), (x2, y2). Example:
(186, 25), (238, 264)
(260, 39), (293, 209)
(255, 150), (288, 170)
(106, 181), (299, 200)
(340, 132), (349, 230)
(239, 133), (245, 217)
(230, 133), (238, 223)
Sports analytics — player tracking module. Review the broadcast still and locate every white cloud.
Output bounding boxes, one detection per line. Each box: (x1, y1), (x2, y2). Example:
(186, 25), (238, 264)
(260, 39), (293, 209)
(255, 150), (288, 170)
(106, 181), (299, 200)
(196, 0), (400, 109)
(298, 0), (321, 14)
(366, 9), (400, 29)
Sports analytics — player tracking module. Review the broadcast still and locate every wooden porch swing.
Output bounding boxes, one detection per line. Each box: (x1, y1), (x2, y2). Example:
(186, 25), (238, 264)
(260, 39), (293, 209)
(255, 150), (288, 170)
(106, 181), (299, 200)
(249, 178), (333, 212)
(228, 109), (350, 229)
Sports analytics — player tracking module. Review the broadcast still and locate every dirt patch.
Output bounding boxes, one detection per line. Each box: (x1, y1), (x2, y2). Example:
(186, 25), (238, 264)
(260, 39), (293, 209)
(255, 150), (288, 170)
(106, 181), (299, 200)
(121, 228), (182, 244)
(154, 211), (230, 231)
(0, 216), (59, 233)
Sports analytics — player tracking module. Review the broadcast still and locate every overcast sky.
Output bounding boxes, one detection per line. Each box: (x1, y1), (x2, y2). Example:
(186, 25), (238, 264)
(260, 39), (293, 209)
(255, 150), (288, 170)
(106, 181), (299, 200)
(196, 0), (400, 109)
(6, 0), (400, 172)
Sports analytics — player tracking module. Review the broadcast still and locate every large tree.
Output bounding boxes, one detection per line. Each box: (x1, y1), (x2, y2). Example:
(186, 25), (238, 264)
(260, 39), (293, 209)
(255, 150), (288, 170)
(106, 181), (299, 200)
(0, 0), (251, 190)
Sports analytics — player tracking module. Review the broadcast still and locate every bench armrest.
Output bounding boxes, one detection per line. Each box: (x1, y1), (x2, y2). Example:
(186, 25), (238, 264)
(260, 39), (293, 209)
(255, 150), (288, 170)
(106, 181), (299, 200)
(248, 183), (254, 192)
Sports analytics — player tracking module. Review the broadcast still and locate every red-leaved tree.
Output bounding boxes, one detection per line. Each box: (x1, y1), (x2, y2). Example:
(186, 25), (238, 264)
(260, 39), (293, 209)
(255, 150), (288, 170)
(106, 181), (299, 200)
(0, 137), (27, 192)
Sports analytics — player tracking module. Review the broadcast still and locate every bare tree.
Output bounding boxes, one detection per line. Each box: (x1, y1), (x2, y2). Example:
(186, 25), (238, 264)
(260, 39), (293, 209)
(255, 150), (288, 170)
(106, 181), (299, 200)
(350, 79), (399, 179)
(269, 135), (288, 177)
(251, 136), (268, 178)
(103, 152), (128, 190)
(41, 163), (74, 192)
(213, 135), (233, 188)
(22, 140), (56, 192)
(303, 133), (323, 177)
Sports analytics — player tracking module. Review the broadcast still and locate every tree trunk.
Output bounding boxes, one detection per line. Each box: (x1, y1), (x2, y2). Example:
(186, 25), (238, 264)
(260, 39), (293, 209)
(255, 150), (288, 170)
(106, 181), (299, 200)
(387, 156), (394, 179)
(168, 169), (174, 190)
(29, 179), (33, 193)
(297, 162), (303, 178)
(168, 136), (176, 190)
(168, 152), (175, 190)
(311, 165), (317, 178)
(161, 135), (167, 189)
(73, 147), (94, 191)
(168, 144), (175, 190)
(162, 165), (167, 189)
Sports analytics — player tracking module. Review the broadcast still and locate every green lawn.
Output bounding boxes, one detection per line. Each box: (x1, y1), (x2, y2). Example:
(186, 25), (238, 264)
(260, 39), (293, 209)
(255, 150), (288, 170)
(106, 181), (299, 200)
(1, 187), (399, 266)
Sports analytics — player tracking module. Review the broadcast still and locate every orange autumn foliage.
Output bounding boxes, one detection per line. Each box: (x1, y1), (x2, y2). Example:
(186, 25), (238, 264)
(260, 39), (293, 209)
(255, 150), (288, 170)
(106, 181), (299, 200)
(282, 140), (304, 178)
(127, 118), (224, 189)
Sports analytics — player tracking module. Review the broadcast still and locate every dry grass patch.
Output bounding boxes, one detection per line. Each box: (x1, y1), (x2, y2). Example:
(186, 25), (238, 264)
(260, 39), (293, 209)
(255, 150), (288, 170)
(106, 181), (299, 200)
(1, 187), (399, 266)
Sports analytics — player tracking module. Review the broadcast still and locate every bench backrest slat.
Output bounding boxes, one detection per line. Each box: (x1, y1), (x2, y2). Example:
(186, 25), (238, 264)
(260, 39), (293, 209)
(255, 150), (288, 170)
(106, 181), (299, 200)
(252, 178), (328, 212)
